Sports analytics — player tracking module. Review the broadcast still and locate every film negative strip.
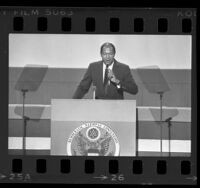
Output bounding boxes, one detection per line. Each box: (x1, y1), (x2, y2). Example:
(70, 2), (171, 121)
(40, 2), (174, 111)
(0, 6), (197, 184)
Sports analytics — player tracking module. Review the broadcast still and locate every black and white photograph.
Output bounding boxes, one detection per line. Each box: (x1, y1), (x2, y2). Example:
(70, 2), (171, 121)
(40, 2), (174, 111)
(8, 34), (191, 157)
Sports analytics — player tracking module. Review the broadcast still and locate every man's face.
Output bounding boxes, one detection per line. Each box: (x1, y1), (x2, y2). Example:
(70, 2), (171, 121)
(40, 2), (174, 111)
(101, 46), (115, 66)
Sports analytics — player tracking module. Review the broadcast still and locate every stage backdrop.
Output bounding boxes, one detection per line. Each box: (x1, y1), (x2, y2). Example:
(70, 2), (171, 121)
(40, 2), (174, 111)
(9, 34), (191, 69)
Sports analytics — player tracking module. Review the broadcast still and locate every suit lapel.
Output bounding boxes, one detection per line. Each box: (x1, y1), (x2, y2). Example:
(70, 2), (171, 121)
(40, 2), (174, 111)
(112, 59), (119, 77)
(99, 61), (103, 83)
(97, 61), (104, 88)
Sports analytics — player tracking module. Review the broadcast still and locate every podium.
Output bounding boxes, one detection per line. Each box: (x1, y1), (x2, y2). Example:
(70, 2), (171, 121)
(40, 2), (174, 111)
(51, 99), (136, 156)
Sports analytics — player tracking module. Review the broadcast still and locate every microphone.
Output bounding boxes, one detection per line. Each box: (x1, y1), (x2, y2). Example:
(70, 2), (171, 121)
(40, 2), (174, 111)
(92, 85), (96, 100)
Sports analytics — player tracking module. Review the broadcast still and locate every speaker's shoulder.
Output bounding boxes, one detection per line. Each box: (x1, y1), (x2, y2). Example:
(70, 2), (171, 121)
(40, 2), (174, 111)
(89, 61), (102, 67)
(115, 60), (129, 69)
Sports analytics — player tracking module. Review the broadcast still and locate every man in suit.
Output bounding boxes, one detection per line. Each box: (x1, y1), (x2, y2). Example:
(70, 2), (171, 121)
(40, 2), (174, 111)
(73, 42), (138, 99)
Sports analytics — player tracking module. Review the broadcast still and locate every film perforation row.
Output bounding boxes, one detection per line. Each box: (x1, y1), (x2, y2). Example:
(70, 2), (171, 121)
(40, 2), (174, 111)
(13, 16), (192, 33)
(11, 159), (191, 175)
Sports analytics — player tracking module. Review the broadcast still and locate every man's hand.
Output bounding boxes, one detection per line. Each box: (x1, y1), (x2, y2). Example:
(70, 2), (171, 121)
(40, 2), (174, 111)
(108, 69), (120, 84)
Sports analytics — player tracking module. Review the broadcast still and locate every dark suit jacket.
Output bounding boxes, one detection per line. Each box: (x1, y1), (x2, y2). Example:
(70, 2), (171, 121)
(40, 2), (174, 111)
(73, 59), (138, 99)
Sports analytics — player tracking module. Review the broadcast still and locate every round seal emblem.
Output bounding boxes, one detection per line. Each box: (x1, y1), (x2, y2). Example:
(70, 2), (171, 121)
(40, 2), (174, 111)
(86, 127), (100, 141)
(67, 123), (120, 156)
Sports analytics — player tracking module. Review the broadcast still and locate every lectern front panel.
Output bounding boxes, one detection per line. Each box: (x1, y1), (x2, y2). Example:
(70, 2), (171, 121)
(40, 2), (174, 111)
(51, 99), (136, 156)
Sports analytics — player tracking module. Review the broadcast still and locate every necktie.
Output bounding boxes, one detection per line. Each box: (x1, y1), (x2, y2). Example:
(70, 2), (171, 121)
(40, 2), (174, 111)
(104, 65), (109, 86)
(103, 65), (109, 94)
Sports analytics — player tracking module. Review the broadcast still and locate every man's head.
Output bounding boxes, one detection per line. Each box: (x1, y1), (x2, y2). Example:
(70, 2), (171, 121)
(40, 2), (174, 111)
(100, 42), (116, 66)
